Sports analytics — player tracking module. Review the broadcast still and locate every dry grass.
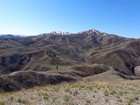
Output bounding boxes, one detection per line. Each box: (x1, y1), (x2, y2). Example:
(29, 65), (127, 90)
(0, 80), (140, 105)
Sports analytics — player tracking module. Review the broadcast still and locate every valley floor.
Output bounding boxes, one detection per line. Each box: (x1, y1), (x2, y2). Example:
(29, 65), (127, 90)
(0, 80), (140, 105)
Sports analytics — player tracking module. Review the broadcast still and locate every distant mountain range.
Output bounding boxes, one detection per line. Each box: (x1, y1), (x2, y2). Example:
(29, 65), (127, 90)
(0, 34), (23, 39)
(0, 29), (140, 92)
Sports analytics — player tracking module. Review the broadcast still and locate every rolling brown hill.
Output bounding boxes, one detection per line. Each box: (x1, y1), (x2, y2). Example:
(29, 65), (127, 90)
(0, 29), (140, 92)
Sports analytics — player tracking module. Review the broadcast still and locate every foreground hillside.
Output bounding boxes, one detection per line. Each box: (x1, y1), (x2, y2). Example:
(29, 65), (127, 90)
(0, 81), (140, 105)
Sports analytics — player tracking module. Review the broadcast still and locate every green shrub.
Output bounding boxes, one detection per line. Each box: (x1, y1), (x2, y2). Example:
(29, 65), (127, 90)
(18, 99), (29, 104)
(42, 93), (49, 100)
(63, 95), (71, 102)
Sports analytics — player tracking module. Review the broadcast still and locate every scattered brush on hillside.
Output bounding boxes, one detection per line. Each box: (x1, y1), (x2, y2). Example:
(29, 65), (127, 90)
(0, 29), (140, 93)
(71, 64), (109, 77)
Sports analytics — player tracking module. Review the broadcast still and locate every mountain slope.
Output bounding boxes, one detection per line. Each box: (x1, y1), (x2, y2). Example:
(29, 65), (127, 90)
(0, 29), (139, 92)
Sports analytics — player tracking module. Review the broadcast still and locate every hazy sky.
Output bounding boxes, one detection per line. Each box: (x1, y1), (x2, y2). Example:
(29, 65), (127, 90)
(0, 0), (140, 38)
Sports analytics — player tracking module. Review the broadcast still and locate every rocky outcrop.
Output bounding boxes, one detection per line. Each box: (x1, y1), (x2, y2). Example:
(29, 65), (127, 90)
(134, 66), (140, 77)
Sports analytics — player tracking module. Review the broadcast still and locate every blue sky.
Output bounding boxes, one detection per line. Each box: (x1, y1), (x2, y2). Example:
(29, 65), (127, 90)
(0, 0), (140, 38)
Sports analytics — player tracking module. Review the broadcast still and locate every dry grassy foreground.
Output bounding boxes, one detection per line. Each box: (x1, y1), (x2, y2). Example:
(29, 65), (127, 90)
(0, 81), (140, 105)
